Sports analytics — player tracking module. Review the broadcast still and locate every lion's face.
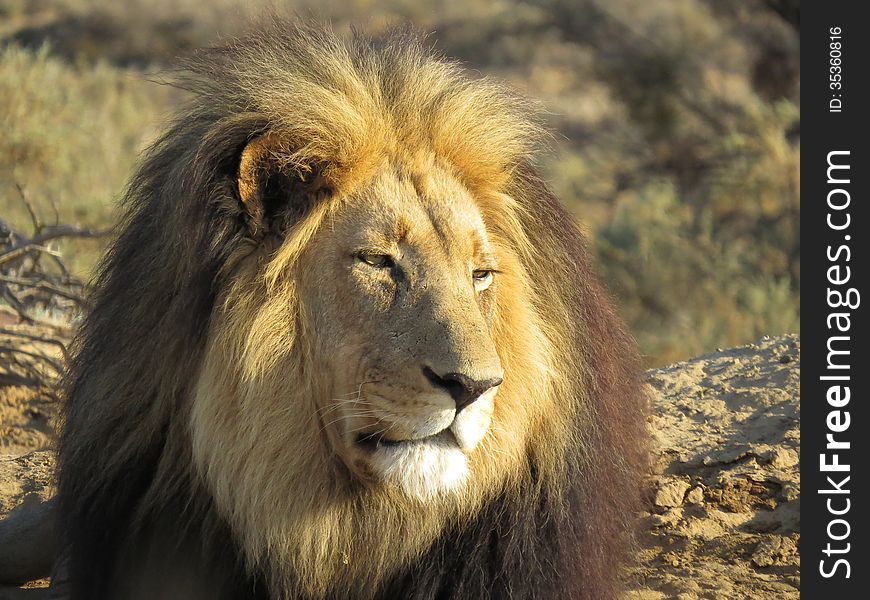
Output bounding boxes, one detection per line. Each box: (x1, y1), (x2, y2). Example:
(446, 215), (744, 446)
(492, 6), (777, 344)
(298, 165), (505, 500)
(192, 151), (552, 592)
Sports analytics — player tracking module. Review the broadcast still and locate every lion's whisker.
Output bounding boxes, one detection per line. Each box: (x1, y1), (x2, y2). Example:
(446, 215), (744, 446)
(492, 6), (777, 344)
(315, 394), (378, 414)
(316, 398), (374, 416)
(318, 409), (388, 435)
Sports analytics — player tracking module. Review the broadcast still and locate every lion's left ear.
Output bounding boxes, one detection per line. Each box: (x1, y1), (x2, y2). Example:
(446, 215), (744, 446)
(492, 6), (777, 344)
(238, 134), (276, 208)
(237, 133), (328, 235)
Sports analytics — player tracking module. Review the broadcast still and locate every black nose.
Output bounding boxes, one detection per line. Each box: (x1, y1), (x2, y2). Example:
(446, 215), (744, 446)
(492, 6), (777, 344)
(422, 367), (503, 412)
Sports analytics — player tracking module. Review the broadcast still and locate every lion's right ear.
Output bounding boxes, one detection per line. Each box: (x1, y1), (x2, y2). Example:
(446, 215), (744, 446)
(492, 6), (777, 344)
(236, 133), (326, 236)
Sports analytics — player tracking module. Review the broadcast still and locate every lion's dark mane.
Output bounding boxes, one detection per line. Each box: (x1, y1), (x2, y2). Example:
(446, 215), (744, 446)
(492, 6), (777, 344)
(56, 23), (647, 600)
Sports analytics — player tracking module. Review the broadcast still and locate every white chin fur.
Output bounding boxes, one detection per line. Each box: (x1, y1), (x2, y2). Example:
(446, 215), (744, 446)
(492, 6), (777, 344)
(368, 433), (469, 501)
(450, 390), (494, 451)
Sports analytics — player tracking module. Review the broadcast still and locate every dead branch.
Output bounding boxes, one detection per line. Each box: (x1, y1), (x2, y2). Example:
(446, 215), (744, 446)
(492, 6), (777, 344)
(1, 185), (102, 391)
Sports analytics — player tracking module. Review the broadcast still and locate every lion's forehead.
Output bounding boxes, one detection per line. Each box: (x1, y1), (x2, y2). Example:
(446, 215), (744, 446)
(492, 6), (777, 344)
(336, 166), (493, 260)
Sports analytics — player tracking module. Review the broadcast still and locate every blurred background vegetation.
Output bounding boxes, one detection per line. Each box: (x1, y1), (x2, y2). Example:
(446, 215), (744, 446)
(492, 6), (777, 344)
(0, 0), (799, 366)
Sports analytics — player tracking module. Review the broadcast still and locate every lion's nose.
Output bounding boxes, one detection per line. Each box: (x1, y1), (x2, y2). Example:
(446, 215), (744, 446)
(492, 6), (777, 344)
(422, 367), (503, 412)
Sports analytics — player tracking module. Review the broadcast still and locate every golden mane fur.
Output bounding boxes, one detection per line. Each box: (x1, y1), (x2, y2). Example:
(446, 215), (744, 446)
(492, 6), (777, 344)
(57, 21), (648, 600)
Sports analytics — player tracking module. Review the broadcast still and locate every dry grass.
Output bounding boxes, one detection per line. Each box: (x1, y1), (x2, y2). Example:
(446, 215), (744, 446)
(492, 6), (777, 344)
(0, 0), (800, 365)
(0, 44), (180, 275)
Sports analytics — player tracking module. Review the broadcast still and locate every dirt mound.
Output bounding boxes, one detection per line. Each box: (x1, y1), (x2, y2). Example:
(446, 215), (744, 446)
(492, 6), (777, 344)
(627, 334), (800, 599)
(0, 335), (800, 598)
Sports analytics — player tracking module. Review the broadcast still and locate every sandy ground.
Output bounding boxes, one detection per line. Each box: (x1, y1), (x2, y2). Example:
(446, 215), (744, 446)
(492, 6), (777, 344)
(0, 387), (57, 597)
(0, 335), (800, 598)
(627, 334), (800, 599)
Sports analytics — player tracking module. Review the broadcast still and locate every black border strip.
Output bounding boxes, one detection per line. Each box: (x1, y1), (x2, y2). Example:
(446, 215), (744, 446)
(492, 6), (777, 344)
(803, 2), (869, 596)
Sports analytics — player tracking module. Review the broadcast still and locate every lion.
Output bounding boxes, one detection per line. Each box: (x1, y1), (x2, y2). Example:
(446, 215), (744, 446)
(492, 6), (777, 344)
(53, 22), (648, 600)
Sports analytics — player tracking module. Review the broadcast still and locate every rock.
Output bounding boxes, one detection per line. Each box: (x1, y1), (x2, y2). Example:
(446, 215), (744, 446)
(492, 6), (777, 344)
(751, 535), (799, 568)
(654, 479), (691, 508)
(685, 486), (704, 505)
(766, 448), (799, 469)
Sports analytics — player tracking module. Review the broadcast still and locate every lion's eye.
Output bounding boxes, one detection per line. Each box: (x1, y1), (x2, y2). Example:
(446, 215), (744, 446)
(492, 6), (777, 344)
(472, 269), (494, 291)
(357, 253), (393, 269)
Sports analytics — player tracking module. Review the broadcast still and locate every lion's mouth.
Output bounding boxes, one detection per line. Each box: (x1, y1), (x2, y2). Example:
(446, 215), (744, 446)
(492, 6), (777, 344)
(355, 429), (455, 452)
(350, 426), (470, 500)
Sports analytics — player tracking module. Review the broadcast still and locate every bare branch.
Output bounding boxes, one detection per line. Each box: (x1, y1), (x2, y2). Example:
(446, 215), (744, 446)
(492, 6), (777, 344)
(15, 183), (43, 234)
(0, 327), (71, 362)
(0, 276), (85, 305)
(1, 200), (88, 390)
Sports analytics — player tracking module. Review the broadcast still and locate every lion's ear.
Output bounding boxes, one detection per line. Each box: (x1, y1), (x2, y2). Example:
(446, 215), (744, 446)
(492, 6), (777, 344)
(238, 134), (277, 207)
(237, 133), (327, 235)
